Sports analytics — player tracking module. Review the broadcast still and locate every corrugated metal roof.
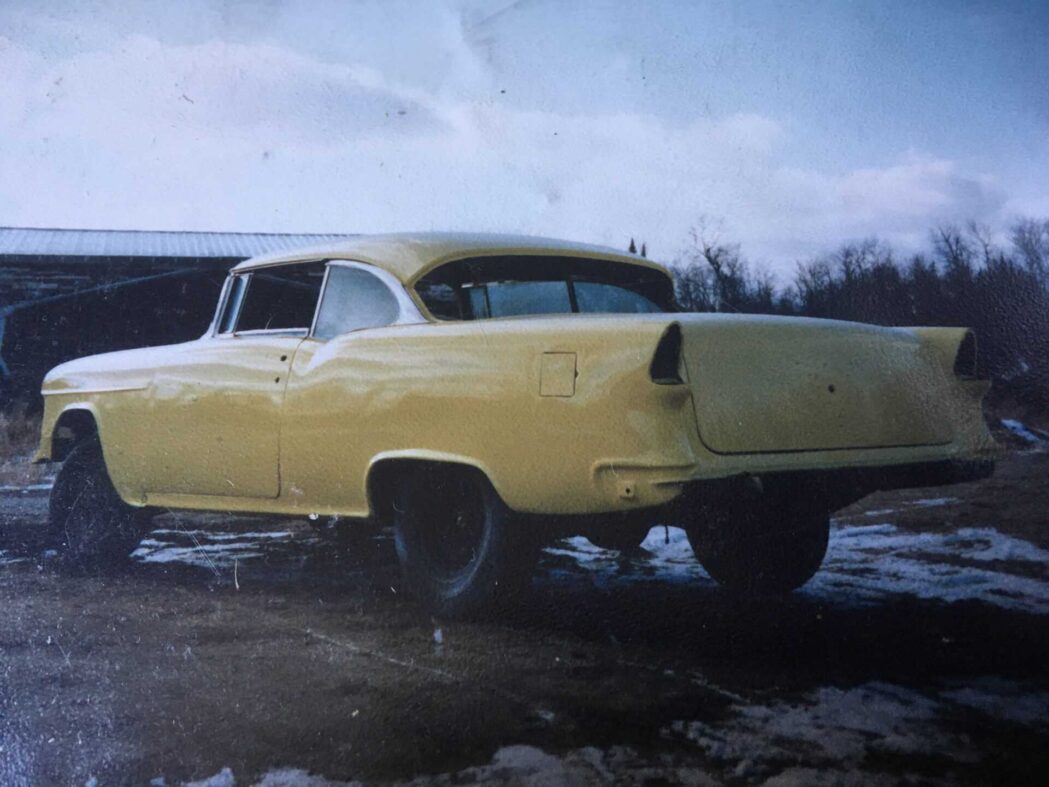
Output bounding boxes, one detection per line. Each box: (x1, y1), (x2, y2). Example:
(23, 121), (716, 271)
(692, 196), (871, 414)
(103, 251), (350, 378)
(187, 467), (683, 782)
(0, 226), (357, 259)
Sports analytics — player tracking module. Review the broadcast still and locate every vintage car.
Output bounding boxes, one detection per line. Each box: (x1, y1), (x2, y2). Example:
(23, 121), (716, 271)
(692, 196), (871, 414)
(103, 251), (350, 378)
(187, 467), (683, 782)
(35, 233), (997, 615)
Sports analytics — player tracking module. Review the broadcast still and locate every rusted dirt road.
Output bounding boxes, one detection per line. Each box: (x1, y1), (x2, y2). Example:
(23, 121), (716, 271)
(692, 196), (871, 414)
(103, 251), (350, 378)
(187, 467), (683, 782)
(1, 448), (1048, 785)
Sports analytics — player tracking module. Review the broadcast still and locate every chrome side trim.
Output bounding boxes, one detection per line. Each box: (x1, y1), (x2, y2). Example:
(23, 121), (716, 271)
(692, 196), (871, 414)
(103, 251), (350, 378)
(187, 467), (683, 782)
(43, 384), (150, 396)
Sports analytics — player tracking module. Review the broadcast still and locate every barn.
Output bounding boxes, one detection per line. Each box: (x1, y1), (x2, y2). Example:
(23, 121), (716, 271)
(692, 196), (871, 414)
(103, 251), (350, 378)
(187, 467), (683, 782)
(0, 227), (354, 408)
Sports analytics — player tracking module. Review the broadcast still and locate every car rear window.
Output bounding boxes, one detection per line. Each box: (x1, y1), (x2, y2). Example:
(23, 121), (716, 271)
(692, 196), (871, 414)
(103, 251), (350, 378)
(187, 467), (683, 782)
(415, 255), (674, 320)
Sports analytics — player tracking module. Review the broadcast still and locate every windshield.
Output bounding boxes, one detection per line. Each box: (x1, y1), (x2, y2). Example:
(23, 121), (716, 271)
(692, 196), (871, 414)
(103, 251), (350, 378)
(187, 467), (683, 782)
(415, 255), (674, 320)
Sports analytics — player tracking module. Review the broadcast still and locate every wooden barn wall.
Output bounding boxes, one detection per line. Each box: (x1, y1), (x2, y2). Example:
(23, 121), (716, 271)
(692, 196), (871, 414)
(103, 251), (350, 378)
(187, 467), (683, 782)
(1, 255), (237, 408)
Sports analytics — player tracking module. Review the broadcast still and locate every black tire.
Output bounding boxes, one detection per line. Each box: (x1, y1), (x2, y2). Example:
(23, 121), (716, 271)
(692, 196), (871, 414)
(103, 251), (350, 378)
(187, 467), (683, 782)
(47, 437), (146, 572)
(684, 489), (829, 594)
(392, 466), (539, 618)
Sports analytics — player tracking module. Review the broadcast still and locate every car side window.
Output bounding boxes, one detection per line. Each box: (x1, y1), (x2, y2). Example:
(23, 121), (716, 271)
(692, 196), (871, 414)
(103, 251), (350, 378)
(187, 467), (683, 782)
(574, 280), (662, 313)
(235, 263), (325, 333)
(313, 265), (401, 340)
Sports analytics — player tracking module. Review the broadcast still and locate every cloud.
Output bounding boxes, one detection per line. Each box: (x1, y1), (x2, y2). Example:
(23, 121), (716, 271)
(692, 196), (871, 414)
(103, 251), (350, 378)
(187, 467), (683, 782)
(839, 158), (1004, 227)
(0, 11), (1022, 277)
(748, 156), (1008, 260)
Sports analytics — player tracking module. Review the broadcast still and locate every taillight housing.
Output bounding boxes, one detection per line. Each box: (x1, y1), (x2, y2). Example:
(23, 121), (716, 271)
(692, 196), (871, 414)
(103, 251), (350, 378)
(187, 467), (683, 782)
(954, 330), (977, 378)
(650, 323), (684, 384)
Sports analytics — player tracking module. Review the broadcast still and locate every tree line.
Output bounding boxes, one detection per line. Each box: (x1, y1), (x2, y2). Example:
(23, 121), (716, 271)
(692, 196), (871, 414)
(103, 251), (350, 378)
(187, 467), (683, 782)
(665, 217), (1049, 410)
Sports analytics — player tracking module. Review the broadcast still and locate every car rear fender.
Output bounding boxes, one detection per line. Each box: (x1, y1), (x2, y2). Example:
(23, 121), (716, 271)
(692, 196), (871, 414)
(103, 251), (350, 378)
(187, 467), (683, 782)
(365, 450), (501, 524)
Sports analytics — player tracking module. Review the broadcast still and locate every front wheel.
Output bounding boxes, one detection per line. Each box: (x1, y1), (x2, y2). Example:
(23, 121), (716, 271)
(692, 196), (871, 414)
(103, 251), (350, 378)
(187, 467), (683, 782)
(47, 438), (147, 572)
(392, 466), (540, 618)
(684, 489), (829, 594)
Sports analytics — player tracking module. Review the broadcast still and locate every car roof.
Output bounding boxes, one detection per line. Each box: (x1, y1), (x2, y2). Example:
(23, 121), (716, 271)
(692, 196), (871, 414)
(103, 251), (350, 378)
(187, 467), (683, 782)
(231, 231), (670, 284)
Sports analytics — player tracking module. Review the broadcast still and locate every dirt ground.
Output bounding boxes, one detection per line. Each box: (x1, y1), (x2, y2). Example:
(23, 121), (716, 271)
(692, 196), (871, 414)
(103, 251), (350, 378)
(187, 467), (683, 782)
(1, 445), (1047, 786)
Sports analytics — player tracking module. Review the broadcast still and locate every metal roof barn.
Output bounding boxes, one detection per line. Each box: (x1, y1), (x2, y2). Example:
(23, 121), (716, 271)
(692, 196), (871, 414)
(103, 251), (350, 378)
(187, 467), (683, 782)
(0, 227), (355, 261)
(0, 226), (355, 408)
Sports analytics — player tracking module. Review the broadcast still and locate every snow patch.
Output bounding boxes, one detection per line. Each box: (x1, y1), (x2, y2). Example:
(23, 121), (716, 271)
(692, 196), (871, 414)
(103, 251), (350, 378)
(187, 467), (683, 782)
(543, 522), (1049, 613)
(665, 680), (1013, 777)
(132, 529), (300, 568)
(149, 529), (295, 542)
(251, 768), (358, 786)
(541, 527), (713, 589)
(934, 527), (1049, 563)
(184, 767), (235, 787)
(0, 483), (53, 494)
(940, 677), (1049, 727)
(666, 676), (1049, 780)
(228, 747), (725, 787)
(760, 767), (912, 786)
(397, 744), (720, 786)
(804, 523), (1049, 613)
(667, 683), (962, 767)
(196, 748), (722, 786)
(0, 549), (27, 566)
(1001, 419), (1048, 445)
(908, 497), (959, 508)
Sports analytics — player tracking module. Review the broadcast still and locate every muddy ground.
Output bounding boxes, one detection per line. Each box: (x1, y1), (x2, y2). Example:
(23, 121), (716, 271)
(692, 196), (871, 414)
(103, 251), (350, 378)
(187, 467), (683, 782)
(1, 445), (1047, 786)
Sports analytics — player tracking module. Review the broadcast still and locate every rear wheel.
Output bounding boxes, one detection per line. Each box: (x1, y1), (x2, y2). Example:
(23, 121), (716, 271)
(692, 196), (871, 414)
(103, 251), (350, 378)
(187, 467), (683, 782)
(392, 466), (539, 618)
(47, 437), (146, 571)
(684, 488), (829, 594)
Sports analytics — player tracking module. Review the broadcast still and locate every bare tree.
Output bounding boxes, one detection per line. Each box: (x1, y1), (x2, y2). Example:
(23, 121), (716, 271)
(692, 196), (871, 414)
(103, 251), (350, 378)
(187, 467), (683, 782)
(1011, 216), (1049, 280)
(671, 218), (782, 314)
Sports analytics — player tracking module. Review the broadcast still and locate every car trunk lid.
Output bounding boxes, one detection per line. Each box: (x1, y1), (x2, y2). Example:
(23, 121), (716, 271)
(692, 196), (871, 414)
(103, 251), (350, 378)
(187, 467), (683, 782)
(677, 315), (953, 454)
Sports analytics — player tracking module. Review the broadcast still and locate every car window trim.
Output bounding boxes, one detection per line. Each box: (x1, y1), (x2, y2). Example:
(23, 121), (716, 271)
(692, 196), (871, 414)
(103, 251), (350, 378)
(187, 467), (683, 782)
(308, 264), (333, 338)
(213, 272), (255, 338)
(231, 327), (310, 338)
(212, 273), (247, 338)
(206, 274), (233, 337)
(224, 274), (251, 335)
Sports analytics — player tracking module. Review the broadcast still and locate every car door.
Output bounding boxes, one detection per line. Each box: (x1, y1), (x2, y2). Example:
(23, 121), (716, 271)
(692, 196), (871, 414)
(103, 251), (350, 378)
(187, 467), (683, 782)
(142, 263), (325, 499)
(279, 261), (414, 513)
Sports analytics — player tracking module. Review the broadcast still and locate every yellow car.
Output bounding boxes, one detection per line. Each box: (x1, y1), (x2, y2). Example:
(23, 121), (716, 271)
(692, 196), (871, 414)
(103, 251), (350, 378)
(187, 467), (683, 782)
(35, 233), (997, 614)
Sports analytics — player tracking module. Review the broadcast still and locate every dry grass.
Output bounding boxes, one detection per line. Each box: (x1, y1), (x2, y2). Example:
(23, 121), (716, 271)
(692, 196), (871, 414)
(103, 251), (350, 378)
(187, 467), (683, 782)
(0, 408), (52, 487)
(1, 408), (40, 460)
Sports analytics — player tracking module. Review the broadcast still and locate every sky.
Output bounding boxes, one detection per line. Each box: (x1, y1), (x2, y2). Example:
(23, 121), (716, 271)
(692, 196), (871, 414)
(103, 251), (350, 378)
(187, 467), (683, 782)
(1, 0), (1047, 275)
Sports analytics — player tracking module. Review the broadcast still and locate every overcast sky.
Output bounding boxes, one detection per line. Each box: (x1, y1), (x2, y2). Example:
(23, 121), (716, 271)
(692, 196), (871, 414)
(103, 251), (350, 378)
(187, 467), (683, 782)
(2, 0), (1047, 275)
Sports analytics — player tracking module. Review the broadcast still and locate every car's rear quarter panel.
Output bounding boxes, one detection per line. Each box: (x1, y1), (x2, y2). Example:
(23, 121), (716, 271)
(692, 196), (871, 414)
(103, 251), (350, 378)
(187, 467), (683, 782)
(279, 316), (699, 516)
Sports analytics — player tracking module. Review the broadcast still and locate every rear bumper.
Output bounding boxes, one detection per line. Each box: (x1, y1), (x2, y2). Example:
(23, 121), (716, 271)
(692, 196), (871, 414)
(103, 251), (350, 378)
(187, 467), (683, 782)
(811, 457), (995, 510)
(866, 457), (995, 489)
(676, 457), (995, 514)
